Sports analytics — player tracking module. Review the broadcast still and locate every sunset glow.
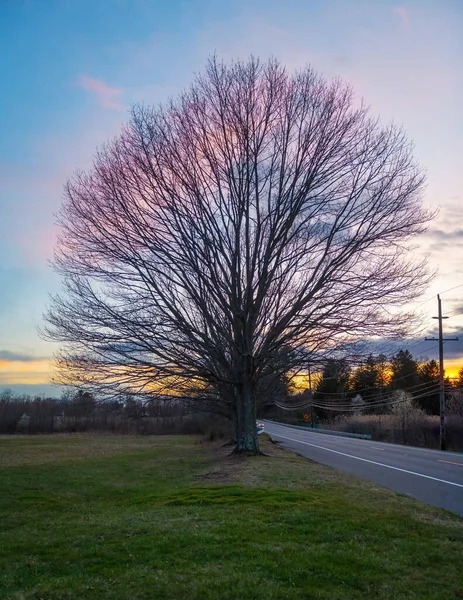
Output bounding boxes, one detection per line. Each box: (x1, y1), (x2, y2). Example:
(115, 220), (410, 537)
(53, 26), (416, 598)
(0, 360), (52, 386)
(443, 360), (462, 381)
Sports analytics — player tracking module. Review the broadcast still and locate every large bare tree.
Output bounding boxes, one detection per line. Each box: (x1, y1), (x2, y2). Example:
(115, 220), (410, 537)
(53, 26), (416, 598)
(44, 57), (433, 453)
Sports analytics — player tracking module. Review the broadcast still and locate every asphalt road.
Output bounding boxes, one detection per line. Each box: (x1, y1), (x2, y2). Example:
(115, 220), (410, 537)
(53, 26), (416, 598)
(263, 420), (463, 516)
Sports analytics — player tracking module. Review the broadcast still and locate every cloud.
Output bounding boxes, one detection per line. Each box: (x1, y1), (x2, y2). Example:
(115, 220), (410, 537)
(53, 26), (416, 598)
(0, 350), (50, 362)
(446, 300), (463, 313)
(436, 229), (463, 239)
(422, 227), (463, 256)
(393, 6), (410, 24)
(425, 228), (463, 242)
(77, 75), (124, 111)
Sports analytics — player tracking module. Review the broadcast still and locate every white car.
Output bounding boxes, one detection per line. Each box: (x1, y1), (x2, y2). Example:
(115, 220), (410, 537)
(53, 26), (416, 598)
(256, 421), (265, 434)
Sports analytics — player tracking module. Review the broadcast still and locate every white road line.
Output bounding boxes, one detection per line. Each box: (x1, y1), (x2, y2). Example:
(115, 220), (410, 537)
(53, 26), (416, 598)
(263, 421), (463, 458)
(272, 433), (463, 489)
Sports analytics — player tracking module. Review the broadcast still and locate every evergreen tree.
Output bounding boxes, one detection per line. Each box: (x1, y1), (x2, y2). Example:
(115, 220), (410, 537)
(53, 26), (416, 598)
(351, 355), (381, 400)
(314, 358), (351, 418)
(458, 366), (463, 388)
(390, 350), (419, 391)
(417, 359), (440, 414)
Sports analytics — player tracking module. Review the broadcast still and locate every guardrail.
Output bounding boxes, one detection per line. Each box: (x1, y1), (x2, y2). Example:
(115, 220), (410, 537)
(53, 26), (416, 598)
(262, 419), (372, 440)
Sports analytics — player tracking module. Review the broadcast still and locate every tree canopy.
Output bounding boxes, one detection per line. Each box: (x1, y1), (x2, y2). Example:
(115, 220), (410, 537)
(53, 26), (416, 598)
(44, 57), (433, 452)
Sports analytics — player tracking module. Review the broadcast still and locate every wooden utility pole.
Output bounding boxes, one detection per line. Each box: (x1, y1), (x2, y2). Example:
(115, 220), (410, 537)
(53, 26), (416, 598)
(308, 361), (314, 428)
(425, 295), (458, 451)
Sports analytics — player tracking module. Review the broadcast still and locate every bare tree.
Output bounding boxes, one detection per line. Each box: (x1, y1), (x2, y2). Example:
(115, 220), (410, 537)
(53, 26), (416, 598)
(391, 390), (426, 445)
(43, 57), (433, 453)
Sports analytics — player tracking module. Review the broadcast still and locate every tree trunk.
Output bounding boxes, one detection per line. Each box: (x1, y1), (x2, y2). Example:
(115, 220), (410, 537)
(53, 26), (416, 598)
(231, 400), (239, 445)
(233, 377), (259, 454)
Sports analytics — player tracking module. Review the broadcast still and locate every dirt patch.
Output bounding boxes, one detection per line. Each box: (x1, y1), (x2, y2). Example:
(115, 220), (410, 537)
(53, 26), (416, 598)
(196, 438), (262, 483)
(195, 435), (297, 485)
(196, 470), (233, 482)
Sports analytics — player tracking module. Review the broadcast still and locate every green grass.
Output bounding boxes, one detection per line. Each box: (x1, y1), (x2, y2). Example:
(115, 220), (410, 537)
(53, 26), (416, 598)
(0, 433), (462, 599)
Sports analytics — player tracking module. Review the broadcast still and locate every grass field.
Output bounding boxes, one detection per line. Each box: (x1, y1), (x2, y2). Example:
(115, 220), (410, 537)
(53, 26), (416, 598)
(1, 433), (462, 599)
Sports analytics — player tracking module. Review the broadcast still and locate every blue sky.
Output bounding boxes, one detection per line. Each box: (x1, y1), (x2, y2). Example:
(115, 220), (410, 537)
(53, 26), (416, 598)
(0, 0), (462, 395)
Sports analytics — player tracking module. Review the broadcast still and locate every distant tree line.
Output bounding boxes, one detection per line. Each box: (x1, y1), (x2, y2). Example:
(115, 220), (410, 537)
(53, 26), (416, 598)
(309, 349), (457, 417)
(0, 389), (216, 436)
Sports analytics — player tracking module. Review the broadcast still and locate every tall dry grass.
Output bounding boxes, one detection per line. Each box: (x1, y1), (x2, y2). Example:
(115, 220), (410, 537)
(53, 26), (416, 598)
(324, 413), (463, 451)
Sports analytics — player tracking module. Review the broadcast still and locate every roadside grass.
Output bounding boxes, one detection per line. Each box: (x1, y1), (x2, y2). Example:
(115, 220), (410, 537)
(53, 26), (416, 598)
(0, 433), (462, 599)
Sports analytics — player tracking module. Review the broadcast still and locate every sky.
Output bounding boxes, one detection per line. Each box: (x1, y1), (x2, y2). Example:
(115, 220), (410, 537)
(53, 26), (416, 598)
(0, 0), (462, 396)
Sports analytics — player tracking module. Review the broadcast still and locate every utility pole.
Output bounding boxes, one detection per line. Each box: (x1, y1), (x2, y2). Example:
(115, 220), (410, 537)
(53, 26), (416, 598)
(425, 295), (458, 451)
(308, 361), (314, 428)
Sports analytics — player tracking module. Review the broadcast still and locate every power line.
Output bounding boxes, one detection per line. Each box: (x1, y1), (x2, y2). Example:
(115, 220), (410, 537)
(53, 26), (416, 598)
(439, 283), (463, 297)
(310, 387), (440, 412)
(275, 385), (441, 413)
(311, 382), (440, 409)
(312, 386), (440, 410)
(276, 381), (441, 411)
(404, 339), (436, 352)
(314, 379), (437, 402)
(411, 283), (463, 311)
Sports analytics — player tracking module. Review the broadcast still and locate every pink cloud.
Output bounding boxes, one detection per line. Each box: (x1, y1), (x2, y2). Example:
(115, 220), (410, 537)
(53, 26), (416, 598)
(77, 75), (124, 111)
(393, 6), (410, 24)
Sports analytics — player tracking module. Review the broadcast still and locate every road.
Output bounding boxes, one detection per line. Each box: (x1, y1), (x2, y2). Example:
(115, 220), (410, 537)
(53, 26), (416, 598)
(263, 420), (463, 516)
